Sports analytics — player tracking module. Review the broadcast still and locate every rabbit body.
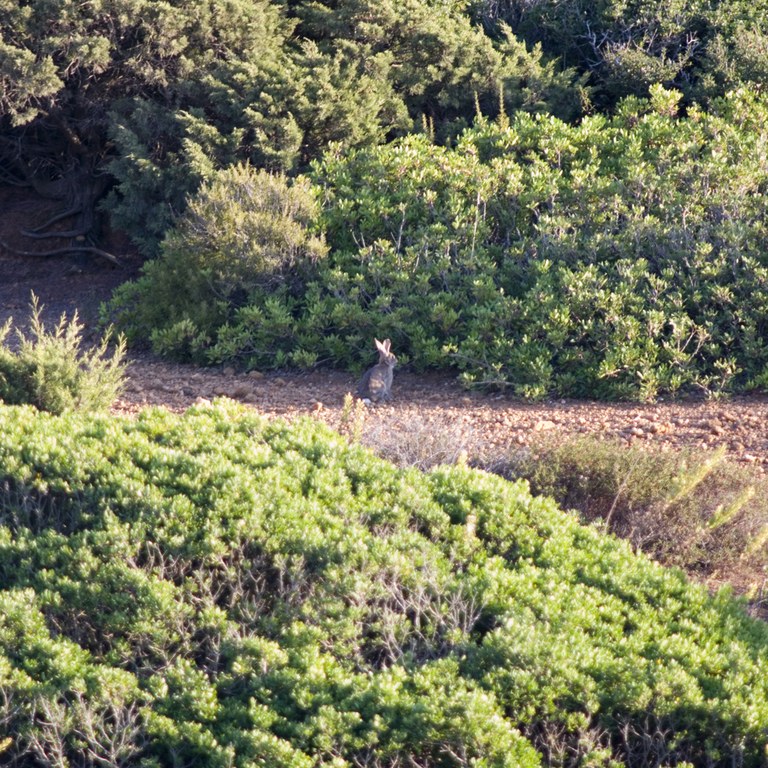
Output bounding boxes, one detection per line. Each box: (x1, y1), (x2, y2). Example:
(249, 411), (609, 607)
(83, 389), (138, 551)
(357, 338), (397, 402)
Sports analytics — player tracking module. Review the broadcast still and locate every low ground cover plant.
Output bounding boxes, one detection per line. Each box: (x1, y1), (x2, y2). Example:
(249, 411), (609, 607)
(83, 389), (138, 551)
(0, 401), (767, 766)
(0, 295), (125, 413)
(509, 435), (768, 593)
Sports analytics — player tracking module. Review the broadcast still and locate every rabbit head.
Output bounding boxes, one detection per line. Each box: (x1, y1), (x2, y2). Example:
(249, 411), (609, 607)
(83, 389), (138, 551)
(375, 338), (397, 367)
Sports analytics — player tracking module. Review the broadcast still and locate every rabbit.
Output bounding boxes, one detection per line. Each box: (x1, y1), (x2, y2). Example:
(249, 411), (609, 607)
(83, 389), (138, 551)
(357, 338), (397, 403)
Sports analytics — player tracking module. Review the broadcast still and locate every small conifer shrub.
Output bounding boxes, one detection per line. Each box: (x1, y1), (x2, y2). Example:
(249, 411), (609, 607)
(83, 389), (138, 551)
(0, 294), (125, 413)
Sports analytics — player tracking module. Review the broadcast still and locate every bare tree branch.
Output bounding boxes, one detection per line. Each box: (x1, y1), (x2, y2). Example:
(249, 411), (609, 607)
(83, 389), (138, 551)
(0, 239), (122, 266)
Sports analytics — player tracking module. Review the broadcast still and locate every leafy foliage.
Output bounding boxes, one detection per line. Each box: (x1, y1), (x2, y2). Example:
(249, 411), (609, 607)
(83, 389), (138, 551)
(104, 165), (327, 362)
(0, 0), (583, 254)
(0, 295), (125, 413)
(470, 0), (768, 108)
(0, 0), (300, 254)
(113, 87), (768, 399)
(4, 0), (768, 258)
(0, 402), (767, 766)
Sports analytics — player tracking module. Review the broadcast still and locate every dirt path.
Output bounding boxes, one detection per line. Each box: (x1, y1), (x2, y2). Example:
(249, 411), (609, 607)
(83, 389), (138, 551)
(2, 185), (768, 470)
(114, 354), (768, 470)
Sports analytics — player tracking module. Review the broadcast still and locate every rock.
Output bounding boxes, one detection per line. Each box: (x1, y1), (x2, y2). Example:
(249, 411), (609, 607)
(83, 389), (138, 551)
(534, 419), (556, 432)
(223, 366), (236, 377)
(248, 370), (265, 380)
(230, 385), (251, 400)
(629, 427), (644, 437)
(194, 397), (212, 406)
(274, 377), (287, 386)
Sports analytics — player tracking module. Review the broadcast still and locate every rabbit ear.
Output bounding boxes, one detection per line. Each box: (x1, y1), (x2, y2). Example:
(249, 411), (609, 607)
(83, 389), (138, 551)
(375, 338), (387, 353)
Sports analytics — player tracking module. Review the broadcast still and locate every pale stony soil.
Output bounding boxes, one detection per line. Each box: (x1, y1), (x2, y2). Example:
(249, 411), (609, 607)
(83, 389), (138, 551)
(114, 354), (768, 471)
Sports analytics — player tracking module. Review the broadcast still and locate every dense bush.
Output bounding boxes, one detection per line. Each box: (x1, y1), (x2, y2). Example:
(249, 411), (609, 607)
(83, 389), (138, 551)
(470, 0), (768, 108)
(0, 401), (768, 766)
(0, 0), (584, 255)
(0, 296), (125, 413)
(111, 86), (768, 399)
(5, 0), (768, 258)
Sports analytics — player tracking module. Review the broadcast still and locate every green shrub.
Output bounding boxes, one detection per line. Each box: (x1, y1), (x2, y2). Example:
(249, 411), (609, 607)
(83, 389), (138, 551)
(1, 402), (768, 766)
(109, 86), (768, 399)
(471, 0), (768, 109)
(105, 164), (327, 362)
(0, 295), (125, 413)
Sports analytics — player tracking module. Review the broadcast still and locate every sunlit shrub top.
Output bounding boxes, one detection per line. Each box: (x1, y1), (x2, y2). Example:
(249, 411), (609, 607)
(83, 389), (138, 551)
(1, 401), (767, 766)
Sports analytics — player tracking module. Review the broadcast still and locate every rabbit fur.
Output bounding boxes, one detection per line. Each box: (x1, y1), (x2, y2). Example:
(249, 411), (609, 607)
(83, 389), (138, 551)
(357, 338), (397, 402)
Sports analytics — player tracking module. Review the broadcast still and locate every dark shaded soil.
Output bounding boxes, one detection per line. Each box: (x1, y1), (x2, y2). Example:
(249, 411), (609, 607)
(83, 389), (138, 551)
(0, 185), (143, 334)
